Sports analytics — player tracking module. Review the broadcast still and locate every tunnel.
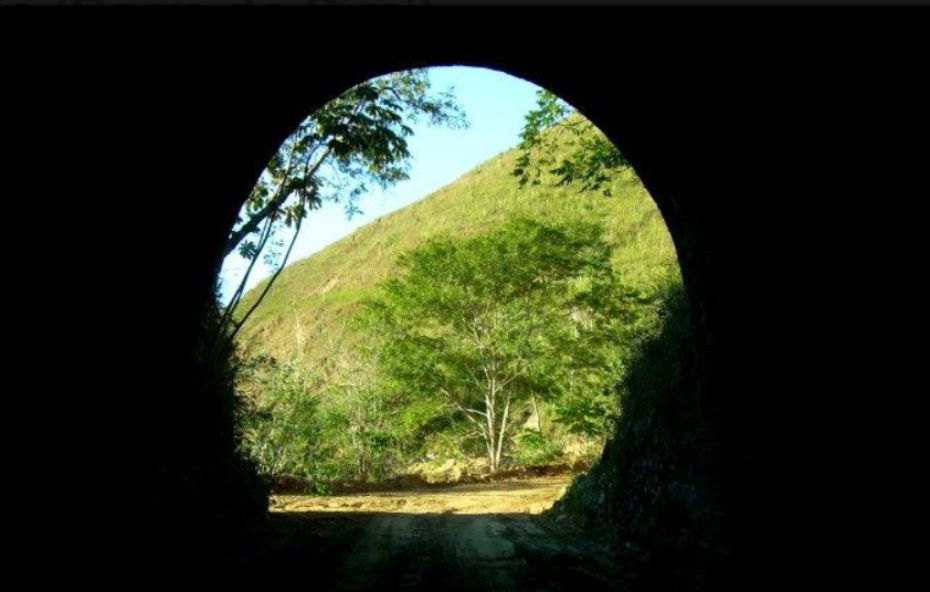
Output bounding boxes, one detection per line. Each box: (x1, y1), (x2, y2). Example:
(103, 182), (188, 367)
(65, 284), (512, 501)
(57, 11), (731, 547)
(145, 50), (757, 587)
(11, 11), (923, 592)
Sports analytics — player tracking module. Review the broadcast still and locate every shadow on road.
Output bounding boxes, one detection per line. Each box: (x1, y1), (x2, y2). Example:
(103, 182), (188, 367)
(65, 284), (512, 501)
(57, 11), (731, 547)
(216, 510), (621, 591)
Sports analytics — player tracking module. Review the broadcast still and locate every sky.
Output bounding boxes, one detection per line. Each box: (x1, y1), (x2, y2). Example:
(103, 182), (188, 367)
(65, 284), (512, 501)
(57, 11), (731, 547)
(218, 66), (545, 304)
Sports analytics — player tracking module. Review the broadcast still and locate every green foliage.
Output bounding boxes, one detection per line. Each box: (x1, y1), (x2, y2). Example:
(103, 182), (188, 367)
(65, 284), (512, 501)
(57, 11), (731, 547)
(554, 282), (703, 574)
(237, 355), (334, 483)
(235, 69), (467, 246)
(514, 90), (631, 197)
(310, 482), (332, 496)
(219, 69), (467, 350)
(554, 386), (620, 438)
(235, 113), (677, 368)
(233, 104), (682, 485)
(321, 365), (444, 482)
(358, 218), (638, 471)
(238, 351), (452, 484)
(513, 429), (563, 466)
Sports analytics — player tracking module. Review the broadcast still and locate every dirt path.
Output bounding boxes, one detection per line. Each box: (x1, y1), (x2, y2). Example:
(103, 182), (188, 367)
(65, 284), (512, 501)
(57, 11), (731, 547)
(270, 475), (572, 514)
(232, 477), (621, 591)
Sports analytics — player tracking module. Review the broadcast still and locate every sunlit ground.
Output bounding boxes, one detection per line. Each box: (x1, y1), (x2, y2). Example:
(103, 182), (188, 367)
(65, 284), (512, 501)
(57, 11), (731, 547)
(270, 476), (571, 515)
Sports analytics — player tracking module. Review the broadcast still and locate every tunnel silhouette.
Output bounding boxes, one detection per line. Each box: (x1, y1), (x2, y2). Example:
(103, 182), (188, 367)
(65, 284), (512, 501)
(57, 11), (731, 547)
(148, 62), (739, 589)
(81, 23), (880, 591)
(13, 9), (924, 591)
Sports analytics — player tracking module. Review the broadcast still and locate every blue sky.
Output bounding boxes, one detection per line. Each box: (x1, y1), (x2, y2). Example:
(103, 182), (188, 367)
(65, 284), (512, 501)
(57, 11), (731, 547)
(219, 66), (545, 304)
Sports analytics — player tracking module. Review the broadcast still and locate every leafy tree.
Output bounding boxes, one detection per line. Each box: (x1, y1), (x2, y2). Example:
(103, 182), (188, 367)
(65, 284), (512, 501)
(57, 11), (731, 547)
(238, 350), (448, 483)
(513, 90), (674, 443)
(218, 70), (467, 346)
(553, 385), (620, 438)
(513, 89), (632, 197)
(359, 218), (640, 472)
(237, 354), (333, 482)
(320, 361), (435, 482)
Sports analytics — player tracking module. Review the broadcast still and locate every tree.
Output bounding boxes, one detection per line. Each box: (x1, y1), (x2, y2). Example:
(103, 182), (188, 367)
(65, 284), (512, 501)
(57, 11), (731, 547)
(513, 90), (672, 442)
(359, 218), (639, 472)
(217, 69), (467, 348)
(238, 344), (446, 484)
(322, 359), (424, 482)
(236, 354), (331, 481)
(513, 89), (632, 197)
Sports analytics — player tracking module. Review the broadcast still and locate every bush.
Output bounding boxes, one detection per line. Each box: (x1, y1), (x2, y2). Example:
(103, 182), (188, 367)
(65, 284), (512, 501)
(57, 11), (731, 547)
(513, 429), (564, 465)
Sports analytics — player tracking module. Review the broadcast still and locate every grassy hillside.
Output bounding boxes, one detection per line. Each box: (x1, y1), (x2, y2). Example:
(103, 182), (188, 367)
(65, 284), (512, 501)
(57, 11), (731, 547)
(235, 141), (681, 371)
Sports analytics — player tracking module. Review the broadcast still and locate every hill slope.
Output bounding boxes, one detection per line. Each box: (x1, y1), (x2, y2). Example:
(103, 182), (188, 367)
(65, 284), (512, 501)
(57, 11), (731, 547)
(235, 137), (681, 373)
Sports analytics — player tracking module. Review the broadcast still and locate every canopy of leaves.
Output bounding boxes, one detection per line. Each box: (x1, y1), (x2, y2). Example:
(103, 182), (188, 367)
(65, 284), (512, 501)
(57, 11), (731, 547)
(513, 89), (630, 197)
(231, 70), (467, 261)
(236, 355), (332, 480)
(217, 70), (467, 350)
(358, 218), (644, 428)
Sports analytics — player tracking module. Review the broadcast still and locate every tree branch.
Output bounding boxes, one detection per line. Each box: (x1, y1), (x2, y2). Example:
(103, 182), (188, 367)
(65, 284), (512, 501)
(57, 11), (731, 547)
(225, 143), (303, 257)
(494, 393), (511, 469)
(219, 215), (274, 330)
(228, 215), (303, 342)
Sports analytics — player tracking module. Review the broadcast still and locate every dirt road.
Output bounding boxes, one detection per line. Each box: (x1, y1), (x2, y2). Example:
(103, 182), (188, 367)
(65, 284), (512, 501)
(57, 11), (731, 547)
(232, 477), (621, 591)
(270, 475), (571, 514)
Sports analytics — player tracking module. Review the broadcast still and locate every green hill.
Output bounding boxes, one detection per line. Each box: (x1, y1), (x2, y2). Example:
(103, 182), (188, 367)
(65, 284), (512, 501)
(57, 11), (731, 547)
(235, 133), (681, 379)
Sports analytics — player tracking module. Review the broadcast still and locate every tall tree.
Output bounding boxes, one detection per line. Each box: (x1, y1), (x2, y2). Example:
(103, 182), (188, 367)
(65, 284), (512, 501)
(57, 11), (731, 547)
(513, 89), (631, 197)
(359, 219), (638, 472)
(218, 69), (467, 347)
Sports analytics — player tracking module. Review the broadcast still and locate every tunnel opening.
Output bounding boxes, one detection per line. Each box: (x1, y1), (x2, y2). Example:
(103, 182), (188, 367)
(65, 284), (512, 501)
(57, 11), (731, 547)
(198, 66), (703, 589)
(21, 15), (916, 592)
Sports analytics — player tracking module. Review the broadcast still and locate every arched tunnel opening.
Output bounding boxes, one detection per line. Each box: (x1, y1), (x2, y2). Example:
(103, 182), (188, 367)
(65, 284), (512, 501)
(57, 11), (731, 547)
(147, 62), (739, 591)
(203, 66), (696, 589)
(101, 27), (839, 591)
(9, 13), (923, 592)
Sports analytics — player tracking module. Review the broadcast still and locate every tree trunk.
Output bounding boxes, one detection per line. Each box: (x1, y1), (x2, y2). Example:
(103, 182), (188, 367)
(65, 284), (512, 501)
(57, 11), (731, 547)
(531, 394), (542, 434)
(224, 144), (332, 258)
(485, 390), (497, 472)
(227, 217), (303, 343)
(483, 429), (495, 473)
(494, 394), (511, 470)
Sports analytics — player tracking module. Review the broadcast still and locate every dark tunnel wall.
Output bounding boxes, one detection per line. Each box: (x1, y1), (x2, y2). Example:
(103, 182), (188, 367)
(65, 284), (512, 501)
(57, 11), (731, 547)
(6, 10), (926, 591)
(147, 42), (755, 581)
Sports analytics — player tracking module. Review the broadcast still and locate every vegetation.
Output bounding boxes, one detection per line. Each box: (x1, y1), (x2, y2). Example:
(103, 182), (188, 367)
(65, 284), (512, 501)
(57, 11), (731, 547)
(229, 83), (683, 490)
(552, 282), (706, 589)
(359, 218), (641, 471)
(514, 89), (631, 197)
(217, 70), (466, 347)
(234, 129), (676, 369)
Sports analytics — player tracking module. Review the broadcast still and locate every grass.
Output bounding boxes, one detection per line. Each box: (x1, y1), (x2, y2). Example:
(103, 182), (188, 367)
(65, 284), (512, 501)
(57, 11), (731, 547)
(234, 130), (681, 377)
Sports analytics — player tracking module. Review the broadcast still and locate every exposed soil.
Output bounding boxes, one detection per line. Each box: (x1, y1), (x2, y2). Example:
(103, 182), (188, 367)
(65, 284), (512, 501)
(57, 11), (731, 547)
(271, 475), (572, 514)
(225, 476), (624, 591)
(272, 462), (588, 495)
